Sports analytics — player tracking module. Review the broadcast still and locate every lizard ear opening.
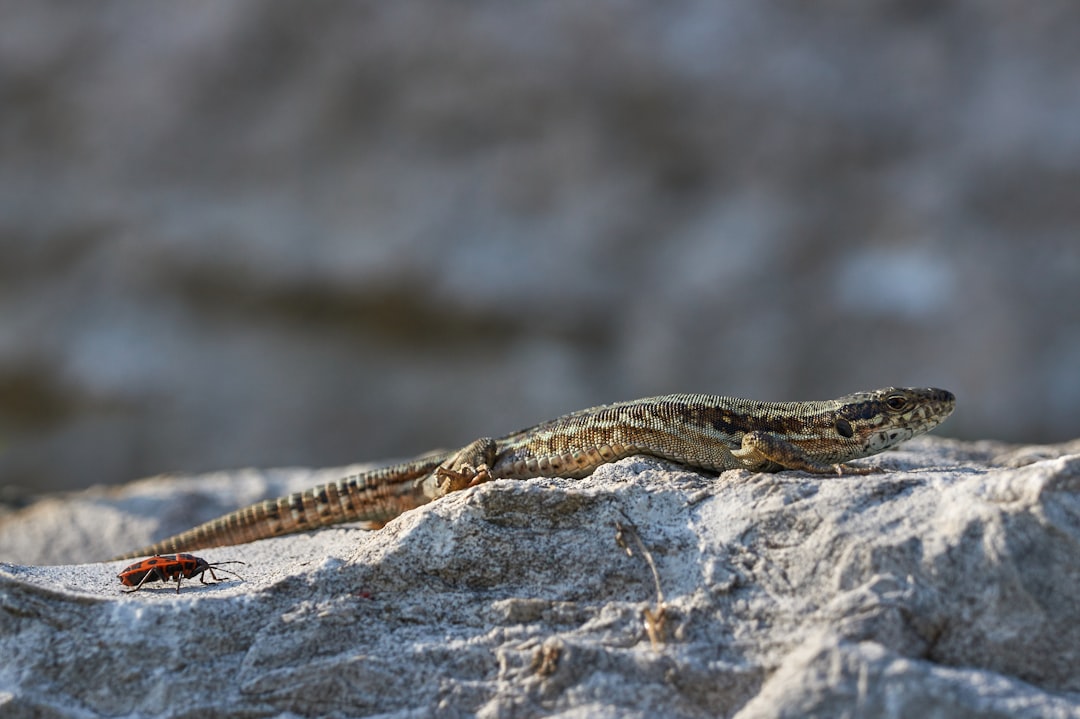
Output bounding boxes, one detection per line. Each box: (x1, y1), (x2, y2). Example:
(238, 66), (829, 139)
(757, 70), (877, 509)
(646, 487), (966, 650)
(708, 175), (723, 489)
(835, 419), (854, 438)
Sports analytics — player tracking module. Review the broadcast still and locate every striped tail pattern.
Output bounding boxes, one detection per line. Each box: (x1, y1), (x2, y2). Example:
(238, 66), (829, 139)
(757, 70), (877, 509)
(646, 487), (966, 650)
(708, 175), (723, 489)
(111, 455), (447, 560)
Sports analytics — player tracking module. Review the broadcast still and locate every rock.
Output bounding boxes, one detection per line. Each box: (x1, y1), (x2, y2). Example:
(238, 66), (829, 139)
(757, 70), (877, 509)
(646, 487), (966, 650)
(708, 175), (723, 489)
(2, 436), (1080, 717)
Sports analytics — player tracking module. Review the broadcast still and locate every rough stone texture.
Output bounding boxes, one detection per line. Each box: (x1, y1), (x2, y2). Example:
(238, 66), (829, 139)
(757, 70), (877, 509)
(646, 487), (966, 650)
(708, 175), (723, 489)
(2, 2), (1080, 495)
(2, 436), (1080, 717)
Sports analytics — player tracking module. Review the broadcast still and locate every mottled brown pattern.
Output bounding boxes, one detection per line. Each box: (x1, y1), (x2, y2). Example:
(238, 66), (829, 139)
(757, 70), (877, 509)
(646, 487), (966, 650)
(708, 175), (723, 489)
(112, 387), (954, 560)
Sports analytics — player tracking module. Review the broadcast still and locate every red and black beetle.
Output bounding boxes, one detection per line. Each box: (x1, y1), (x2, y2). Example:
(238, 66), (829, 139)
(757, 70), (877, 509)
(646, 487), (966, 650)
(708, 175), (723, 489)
(117, 553), (245, 594)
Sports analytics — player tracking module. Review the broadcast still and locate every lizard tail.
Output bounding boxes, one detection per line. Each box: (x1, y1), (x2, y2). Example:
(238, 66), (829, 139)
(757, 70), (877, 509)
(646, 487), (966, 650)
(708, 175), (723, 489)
(109, 456), (445, 561)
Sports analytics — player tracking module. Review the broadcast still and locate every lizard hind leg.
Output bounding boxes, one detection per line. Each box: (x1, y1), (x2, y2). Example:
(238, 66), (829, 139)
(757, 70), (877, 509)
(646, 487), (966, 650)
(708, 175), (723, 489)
(431, 437), (498, 496)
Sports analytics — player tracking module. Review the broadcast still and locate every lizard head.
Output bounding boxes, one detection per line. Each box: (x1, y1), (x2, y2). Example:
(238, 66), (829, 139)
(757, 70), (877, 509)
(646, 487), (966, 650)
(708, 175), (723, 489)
(831, 386), (955, 458)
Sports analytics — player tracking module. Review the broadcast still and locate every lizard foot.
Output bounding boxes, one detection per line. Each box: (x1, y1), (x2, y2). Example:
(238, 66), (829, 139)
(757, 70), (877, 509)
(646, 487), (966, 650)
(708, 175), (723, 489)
(834, 463), (880, 476)
(735, 431), (847, 475)
(429, 437), (498, 495)
(436, 464), (493, 493)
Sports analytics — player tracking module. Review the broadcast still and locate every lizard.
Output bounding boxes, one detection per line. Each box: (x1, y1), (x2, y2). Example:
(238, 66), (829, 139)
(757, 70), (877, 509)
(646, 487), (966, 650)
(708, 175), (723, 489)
(111, 386), (955, 560)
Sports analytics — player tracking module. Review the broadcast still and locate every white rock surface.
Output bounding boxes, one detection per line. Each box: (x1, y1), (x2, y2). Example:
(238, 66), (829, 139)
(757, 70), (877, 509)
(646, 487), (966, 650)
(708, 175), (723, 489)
(2, 436), (1080, 717)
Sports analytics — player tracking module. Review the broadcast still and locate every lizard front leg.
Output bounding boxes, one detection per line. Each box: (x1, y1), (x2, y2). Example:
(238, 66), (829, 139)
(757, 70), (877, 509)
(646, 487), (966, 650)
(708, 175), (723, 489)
(732, 431), (875, 475)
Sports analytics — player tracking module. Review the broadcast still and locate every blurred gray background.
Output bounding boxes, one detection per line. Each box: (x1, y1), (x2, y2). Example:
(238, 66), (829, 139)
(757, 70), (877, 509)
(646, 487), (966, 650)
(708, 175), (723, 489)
(1, 2), (1078, 495)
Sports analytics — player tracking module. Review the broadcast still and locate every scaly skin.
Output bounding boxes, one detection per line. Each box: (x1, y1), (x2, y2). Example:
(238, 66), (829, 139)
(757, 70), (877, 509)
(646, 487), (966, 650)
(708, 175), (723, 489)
(112, 387), (955, 560)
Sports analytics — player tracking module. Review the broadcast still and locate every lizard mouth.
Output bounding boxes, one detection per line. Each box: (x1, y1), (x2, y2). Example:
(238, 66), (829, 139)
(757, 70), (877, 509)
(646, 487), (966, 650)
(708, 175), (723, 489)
(867, 427), (916, 452)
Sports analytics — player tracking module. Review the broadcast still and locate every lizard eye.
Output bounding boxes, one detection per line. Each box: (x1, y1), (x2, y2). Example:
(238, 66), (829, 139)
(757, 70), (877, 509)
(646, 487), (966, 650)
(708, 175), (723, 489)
(835, 419), (854, 438)
(885, 394), (909, 411)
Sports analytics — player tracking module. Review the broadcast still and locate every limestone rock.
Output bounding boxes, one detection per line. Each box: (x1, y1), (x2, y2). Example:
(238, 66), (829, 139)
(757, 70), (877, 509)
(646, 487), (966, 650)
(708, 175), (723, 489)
(2, 437), (1079, 717)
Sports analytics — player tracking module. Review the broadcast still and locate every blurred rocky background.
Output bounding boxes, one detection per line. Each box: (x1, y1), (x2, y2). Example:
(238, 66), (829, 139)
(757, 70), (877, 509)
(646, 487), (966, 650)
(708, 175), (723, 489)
(1, 1), (1077, 495)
